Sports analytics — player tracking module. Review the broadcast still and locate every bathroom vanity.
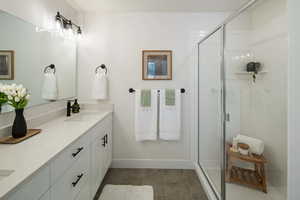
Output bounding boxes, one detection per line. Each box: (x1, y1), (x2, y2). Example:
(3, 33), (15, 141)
(0, 110), (113, 200)
(0, 8), (112, 200)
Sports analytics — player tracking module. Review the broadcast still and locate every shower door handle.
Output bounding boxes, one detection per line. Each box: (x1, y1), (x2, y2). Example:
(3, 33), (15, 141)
(225, 113), (230, 122)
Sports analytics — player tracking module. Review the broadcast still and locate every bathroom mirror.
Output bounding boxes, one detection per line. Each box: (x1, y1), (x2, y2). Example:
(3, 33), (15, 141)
(0, 10), (77, 113)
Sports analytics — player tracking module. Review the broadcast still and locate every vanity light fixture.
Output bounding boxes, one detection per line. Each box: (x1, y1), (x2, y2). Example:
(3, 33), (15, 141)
(55, 12), (82, 38)
(77, 27), (82, 35)
(66, 20), (72, 30)
(77, 27), (82, 39)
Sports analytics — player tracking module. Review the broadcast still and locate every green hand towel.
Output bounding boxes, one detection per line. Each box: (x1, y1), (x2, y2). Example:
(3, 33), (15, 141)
(141, 89), (151, 107)
(165, 89), (175, 106)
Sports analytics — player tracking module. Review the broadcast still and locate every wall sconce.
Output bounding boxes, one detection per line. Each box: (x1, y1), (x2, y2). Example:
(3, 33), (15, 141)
(55, 12), (82, 39)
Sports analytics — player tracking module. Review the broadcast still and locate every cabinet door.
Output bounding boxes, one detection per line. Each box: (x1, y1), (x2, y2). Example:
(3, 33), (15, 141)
(4, 166), (50, 200)
(103, 118), (113, 174)
(104, 132), (112, 173)
(90, 136), (105, 196)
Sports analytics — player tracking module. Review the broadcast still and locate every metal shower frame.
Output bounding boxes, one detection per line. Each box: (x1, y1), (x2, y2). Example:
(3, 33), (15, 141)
(197, 0), (260, 200)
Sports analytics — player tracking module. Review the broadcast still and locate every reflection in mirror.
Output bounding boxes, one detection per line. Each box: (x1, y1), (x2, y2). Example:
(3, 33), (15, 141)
(0, 10), (77, 113)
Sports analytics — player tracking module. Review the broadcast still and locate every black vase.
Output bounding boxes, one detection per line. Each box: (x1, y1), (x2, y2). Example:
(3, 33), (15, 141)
(12, 108), (27, 138)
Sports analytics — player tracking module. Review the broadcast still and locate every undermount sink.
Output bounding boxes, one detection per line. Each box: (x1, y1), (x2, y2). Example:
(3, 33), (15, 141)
(0, 170), (14, 181)
(65, 112), (99, 122)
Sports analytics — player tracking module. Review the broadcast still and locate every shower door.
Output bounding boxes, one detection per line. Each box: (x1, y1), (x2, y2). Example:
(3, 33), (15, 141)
(198, 27), (224, 199)
(224, 0), (288, 199)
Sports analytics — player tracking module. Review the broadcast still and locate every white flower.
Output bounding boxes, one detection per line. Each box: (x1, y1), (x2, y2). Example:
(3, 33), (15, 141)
(21, 88), (26, 97)
(15, 97), (20, 102)
(17, 88), (26, 98)
(2, 83), (29, 108)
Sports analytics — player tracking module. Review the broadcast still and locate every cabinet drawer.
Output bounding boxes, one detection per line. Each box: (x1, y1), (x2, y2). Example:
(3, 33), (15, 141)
(5, 166), (50, 200)
(39, 191), (50, 200)
(75, 183), (90, 200)
(51, 134), (89, 184)
(51, 148), (89, 200)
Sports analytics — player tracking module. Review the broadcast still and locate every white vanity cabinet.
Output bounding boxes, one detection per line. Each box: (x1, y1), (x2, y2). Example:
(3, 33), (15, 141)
(3, 166), (51, 200)
(104, 115), (113, 172)
(3, 112), (113, 200)
(39, 191), (50, 200)
(90, 138), (105, 196)
(50, 145), (89, 200)
(89, 114), (113, 198)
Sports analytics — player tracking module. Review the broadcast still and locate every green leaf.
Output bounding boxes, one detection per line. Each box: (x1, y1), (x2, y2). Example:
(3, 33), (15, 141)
(0, 92), (8, 104)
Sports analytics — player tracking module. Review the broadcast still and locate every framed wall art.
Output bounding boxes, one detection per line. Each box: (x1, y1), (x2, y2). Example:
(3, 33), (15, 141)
(142, 50), (172, 80)
(0, 50), (14, 80)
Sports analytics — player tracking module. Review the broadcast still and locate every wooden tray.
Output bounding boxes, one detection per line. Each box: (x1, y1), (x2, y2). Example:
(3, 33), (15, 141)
(0, 129), (42, 144)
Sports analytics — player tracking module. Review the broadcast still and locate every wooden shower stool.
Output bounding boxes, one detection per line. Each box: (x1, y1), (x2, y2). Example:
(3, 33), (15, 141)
(226, 144), (267, 193)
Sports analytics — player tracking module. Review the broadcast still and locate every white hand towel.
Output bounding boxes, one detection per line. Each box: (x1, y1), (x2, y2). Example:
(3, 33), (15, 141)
(92, 72), (108, 100)
(135, 89), (158, 141)
(236, 134), (264, 155)
(159, 89), (181, 141)
(42, 73), (58, 100)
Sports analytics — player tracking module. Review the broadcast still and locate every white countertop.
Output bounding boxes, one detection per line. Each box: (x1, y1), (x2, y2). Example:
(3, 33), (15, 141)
(0, 110), (112, 199)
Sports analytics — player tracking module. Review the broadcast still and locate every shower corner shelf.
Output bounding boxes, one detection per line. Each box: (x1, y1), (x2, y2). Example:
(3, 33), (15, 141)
(235, 71), (268, 75)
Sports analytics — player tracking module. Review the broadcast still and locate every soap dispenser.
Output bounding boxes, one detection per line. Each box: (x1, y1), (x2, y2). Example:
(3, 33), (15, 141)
(72, 99), (80, 113)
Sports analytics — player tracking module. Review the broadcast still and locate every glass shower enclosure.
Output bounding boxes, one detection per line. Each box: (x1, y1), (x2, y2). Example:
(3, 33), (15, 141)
(197, 0), (288, 200)
(198, 27), (224, 199)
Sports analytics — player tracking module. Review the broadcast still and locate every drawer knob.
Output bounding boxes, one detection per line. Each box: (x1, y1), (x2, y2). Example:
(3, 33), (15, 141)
(105, 134), (108, 145)
(72, 173), (84, 187)
(102, 135), (106, 147)
(72, 147), (84, 157)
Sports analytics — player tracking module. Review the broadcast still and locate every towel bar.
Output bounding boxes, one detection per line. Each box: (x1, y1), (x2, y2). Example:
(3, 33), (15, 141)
(129, 88), (186, 93)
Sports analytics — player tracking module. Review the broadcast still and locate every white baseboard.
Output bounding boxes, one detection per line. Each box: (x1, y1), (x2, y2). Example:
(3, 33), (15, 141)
(194, 162), (219, 200)
(111, 159), (194, 169)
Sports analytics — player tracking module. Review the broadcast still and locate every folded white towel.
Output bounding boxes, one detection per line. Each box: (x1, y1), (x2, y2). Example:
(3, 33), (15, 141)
(236, 134), (264, 155)
(42, 73), (58, 100)
(135, 89), (158, 141)
(92, 72), (108, 100)
(159, 89), (181, 141)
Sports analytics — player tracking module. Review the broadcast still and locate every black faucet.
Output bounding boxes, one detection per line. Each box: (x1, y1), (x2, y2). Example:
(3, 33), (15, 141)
(67, 99), (81, 117)
(67, 100), (73, 117)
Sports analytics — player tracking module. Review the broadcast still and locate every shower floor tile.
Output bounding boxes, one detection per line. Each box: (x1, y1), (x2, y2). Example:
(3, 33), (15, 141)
(94, 169), (208, 200)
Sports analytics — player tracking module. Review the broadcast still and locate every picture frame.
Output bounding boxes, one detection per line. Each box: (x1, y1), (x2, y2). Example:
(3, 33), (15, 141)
(142, 50), (172, 80)
(0, 50), (14, 80)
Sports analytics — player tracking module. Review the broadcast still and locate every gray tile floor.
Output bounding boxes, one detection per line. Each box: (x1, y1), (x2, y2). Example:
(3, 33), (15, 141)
(94, 168), (208, 200)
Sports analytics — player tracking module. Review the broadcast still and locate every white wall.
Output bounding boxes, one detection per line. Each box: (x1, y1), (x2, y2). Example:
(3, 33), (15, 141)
(287, 0), (300, 199)
(77, 12), (227, 167)
(0, 0), (79, 133)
